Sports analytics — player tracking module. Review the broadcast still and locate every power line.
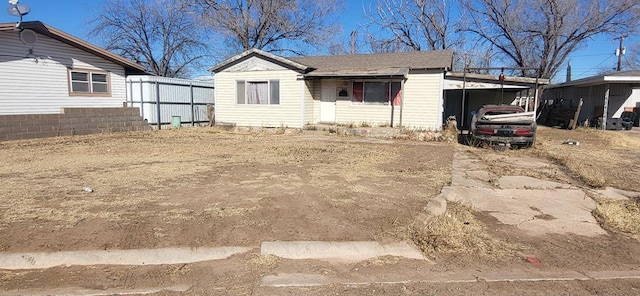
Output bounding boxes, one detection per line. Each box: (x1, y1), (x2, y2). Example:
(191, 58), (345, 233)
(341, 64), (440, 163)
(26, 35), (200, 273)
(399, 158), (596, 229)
(576, 55), (614, 77)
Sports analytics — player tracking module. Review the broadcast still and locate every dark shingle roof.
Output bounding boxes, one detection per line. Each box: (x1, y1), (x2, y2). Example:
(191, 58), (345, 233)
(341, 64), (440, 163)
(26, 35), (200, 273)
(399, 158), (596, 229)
(289, 50), (453, 73)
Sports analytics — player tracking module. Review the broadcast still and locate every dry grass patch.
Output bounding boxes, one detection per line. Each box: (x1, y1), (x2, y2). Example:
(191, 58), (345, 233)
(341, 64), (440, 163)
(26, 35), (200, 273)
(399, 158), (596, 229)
(594, 196), (640, 238)
(528, 127), (640, 191)
(410, 202), (518, 258)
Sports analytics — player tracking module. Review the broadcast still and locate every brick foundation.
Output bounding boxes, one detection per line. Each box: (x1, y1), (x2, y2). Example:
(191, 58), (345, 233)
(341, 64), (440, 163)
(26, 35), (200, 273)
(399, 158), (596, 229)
(0, 107), (150, 141)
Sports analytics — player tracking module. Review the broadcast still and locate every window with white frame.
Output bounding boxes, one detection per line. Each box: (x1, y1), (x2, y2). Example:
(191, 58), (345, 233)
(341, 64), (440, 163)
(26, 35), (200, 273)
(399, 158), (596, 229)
(352, 81), (402, 106)
(68, 69), (110, 95)
(236, 80), (280, 105)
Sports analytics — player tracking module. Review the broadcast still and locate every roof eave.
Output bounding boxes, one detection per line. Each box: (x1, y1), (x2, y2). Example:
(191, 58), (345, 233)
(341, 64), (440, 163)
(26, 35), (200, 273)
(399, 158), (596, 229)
(208, 48), (310, 73)
(1, 21), (147, 74)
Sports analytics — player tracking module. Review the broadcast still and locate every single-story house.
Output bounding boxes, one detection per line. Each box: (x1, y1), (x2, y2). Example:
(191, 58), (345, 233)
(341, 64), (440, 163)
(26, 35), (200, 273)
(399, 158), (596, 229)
(542, 71), (640, 127)
(209, 49), (546, 130)
(210, 48), (454, 130)
(0, 21), (146, 115)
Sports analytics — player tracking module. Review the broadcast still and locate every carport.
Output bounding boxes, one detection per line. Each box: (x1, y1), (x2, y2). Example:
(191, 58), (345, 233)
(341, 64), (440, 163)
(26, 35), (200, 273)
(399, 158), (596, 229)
(443, 72), (549, 129)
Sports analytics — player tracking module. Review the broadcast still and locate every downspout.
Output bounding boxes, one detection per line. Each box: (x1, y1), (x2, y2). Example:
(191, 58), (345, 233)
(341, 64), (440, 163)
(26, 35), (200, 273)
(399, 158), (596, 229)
(300, 76), (306, 129)
(399, 78), (405, 128)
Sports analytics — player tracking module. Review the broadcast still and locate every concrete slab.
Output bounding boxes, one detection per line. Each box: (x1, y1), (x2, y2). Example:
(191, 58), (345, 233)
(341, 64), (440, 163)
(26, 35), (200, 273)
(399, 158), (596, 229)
(465, 170), (495, 183)
(262, 273), (333, 287)
(496, 176), (574, 190)
(0, 246), (252, 270)
(586, 270), (640, 279)
(443, 175), (605, 236)
(0, 285), (190, 296)
(479, 270), (589, 282)
(260, 269), (640, 288)
(260, 241), (425, 263)
(590, 187), (640, 201)
(518, 219), (607, 237)
(261, 272), (478, 287)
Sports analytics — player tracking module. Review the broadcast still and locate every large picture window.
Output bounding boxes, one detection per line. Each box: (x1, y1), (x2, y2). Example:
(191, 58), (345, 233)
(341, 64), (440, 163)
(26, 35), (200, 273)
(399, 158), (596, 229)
(352, 81), (402, 106)
(236, 80), (280, 105)
(68, 69), (110, 96)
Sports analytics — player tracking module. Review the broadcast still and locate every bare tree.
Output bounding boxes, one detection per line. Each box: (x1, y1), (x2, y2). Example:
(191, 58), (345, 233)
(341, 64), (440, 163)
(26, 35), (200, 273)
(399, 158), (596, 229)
(624, 43), (640, 70)
(364, 0), (452, 52)
(193, 0), (342, 56)
(460, 0), (640, 79)
(90, 0), (209, 78)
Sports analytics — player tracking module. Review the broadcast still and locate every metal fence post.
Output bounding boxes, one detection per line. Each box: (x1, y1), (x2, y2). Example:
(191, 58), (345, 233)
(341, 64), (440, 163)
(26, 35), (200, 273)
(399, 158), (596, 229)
(139, 79), (144, 120)
(190, 83), (195, 126)
(156, 81), (161, 130)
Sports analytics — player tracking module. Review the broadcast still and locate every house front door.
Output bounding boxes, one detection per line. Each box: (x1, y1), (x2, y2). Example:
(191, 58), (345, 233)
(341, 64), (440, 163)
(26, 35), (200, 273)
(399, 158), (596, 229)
(320, 80), (336, 123)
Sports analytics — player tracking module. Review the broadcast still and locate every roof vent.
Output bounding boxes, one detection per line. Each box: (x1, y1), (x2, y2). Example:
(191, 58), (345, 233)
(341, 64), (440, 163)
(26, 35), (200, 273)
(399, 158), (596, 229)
(20, 28), (36, 45)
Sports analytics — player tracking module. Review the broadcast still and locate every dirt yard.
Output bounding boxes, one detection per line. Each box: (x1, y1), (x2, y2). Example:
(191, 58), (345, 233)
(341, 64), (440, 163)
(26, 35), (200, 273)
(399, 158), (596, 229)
(0, 128), (452, 253)
(1, 126), (640, 295)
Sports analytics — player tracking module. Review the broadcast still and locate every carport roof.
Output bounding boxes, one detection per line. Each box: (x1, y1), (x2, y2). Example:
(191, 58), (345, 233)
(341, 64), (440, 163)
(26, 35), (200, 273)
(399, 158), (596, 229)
(444, 72), (549, 90)
(550, 70), (640, 88)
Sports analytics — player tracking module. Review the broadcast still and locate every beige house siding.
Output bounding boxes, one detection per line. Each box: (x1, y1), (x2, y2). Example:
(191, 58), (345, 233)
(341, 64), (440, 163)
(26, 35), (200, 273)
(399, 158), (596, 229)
(304, 80), (315, 124)
(0, 31), (127, 115)
(215, 70), (304, 128)
(401, 70), (444, 129)
(311, 80), (321, 123)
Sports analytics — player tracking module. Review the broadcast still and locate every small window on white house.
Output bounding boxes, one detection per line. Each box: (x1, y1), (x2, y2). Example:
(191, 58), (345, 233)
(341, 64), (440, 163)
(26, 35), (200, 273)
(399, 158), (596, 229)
(68, 69), (110, 96)
(236, 80), (280, 105)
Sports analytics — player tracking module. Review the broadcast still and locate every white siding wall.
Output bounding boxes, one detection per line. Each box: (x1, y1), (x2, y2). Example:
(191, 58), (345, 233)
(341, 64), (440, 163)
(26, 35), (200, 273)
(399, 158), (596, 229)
(304, 80), (315, 124)
(0, 30), (127, 115)
(400, 70), (444, 129)
(215, 70), (304, 128)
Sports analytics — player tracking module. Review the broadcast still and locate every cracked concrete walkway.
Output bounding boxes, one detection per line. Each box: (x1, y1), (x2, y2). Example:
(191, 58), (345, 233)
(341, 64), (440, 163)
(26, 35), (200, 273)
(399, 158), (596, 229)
(424, 147), (640, 237)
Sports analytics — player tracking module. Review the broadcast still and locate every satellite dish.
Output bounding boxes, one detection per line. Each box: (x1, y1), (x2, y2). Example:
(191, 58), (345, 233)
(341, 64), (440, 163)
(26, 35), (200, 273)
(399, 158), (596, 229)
(6, 3), (30, 17)
(6, 1), (31, 29)
(20, 28), (36, 45)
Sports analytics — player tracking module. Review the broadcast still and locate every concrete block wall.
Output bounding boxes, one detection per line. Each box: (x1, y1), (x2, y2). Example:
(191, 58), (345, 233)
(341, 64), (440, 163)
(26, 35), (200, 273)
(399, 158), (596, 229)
(0, 107), (150, 141)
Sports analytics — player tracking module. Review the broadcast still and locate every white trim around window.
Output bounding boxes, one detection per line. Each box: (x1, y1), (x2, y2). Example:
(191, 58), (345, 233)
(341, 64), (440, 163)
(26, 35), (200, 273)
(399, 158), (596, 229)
(236, 80), (280, 105)
(68, 68), (111, 97)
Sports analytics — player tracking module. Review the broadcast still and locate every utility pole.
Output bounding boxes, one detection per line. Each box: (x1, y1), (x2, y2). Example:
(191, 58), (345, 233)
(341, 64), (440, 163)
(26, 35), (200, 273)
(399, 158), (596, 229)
(350, 31), (356, 55)
(615, 36), (626, 71)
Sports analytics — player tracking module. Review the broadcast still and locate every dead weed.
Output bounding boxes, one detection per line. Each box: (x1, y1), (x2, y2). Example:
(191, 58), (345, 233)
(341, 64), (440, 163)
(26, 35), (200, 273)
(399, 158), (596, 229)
(594, 196), (640, 238)
(410, 202), (518, 257)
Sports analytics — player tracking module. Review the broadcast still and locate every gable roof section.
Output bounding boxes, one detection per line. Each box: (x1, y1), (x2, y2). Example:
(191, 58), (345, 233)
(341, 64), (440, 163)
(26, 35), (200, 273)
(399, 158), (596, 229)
(0, 21), (147, 74)
(290, 50), (453, 78)
(208, 48), (312, 73)
(550, 70), (640, 88)
(209, 49), (453, 77)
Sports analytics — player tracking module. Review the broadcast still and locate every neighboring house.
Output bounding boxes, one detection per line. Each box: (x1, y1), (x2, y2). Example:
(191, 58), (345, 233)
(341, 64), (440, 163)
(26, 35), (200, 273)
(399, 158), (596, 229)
(543, 71), (640, 127)
(0, 21), (146, 115)
(210, 49), (545, 130)
(210, 48), (453, 130)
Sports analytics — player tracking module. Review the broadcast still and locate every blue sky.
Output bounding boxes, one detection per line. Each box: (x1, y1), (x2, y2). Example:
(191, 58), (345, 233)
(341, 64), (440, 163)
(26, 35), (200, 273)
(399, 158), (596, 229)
(1, 0), (637, 82)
